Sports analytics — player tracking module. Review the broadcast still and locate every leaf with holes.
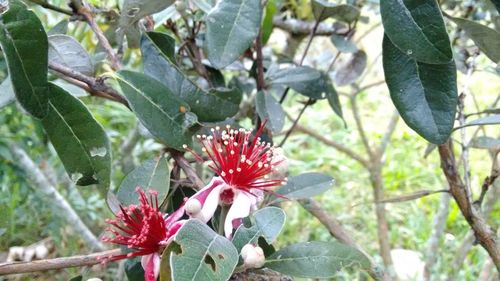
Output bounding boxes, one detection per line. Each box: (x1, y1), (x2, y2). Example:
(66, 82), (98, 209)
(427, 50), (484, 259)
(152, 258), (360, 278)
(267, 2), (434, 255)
(448, 17), (500, 64)
(49, 34), (94, 76)
(117, 155), (170, 206)
(276, 172), (334, 200)
(170, 220), (238, 281)
(204, 0), (262, 68)
(115, 70), (197, 150)
(0, 0), (49, 118)
(41, 83), (111, 188)
(265, 241), (372, 278)
(333, 50), (367, 86)
(380, 0), (452, 64)
(232, 207), (285, 254)
(311, 0), (360, 23)
(255, 91), (285, 133)
(141, 32), (242, 122)
(267, 66), (328, 99)
(383, 35), (457, 144)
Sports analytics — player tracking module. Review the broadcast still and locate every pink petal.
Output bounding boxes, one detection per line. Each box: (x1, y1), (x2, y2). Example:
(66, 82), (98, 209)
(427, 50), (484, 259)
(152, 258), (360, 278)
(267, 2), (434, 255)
(197, 183), (225, 222)
(224, 191), (254, 238)
(165, 204), (185, 228)
(192, 177), (225, 204)
(141, 253), (160, 281)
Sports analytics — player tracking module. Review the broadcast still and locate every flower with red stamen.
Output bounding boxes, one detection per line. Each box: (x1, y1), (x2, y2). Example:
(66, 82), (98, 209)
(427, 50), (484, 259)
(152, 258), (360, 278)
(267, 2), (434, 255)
(183, 122), (287, 238)
(101, 187), (185, 281)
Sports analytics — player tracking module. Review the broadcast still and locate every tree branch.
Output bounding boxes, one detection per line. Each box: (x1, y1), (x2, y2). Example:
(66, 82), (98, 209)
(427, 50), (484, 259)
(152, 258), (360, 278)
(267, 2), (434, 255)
(28, 0), (73, 15)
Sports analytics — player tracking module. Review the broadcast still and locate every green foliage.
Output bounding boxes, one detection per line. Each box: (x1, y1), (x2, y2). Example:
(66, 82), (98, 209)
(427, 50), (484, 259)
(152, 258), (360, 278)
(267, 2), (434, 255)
(311, 0), (360, 23)
(276, 172), (334, 200)
(255, 91), (285, 133)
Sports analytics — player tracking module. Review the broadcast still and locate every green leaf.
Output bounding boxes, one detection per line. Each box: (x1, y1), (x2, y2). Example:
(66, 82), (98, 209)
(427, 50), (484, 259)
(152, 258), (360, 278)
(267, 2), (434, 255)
(267, 66), (328, 99)
(330, 34), (358, 53)
(144, 31), (175, 61)
(380, 0), (453, 64)
(448, 17), (500, 64)
(333, 50), (367, 86)
(0, 0), (49, 118)
(325, 82), (344, 122)
(47, 19), (69, 36)
(0, 76), (15, 108)
(265, 241), (372, 278)
(276, 172), (334, 200)
(262, 0), (278, 45)
(117, 155), (170, 206)
(68, 276), (83, 281)
(141, 33), (242, 122)
(255, 91), (285, 133)
(311, 0), (360, 23)
(204, 0), (262, 68)
(469, 136), (500, 150)
(48, 34), (94, 76)
(125, 257), (145, 281)
(383, 35), (457, 144)
(461, 114), (500, 128)
(41, 83), (111, 188)
(115, 70), (197, 150)
(490, 0), (500, 13)
(232, 207), (286, 254)
(192, 0), (214, 13)
(170, 219), (238, 281)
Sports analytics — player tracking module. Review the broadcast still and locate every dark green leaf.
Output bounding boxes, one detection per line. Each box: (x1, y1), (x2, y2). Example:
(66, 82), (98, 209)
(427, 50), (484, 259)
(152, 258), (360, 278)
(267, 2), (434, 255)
(490, 0), (500, 13)
(204, 0), (262, 68)
(448, 17), (500, 64)
(333, 50), (366, 86)
(325, 82), (343, 122)
(170, 220), (238, 281)
(311, 0), (360, 23)
(380, 0), (453, 64)
(68, 276), (83, 281)
(330, 34), (357, 53)
(267, 66), (328, 99)
(117, 155), (170, 206)
(47, 19), (69, 35)
(276, 172), (334, 200)
(41, 83), (111, 188)
(144, 31), (175, 61)
(0, 76), (15, 108)
(265, 241), (371, 278)
(383, 35), (457, 144)
(141, 33), (242, 122)
(115, 70), (197, 150)
(469, 136), (500, 150)
(255, 91), (285, 133)
(0, 0), (49, 118)
(48, 34), (94, 76)
(232, 207), (286, 253)
(205, 64), (226, 88)
(125, 257), (145, 281)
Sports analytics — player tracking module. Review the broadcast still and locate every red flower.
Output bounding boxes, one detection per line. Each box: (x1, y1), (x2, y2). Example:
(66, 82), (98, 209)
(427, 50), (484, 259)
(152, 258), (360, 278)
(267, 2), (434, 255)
(183, 122), (287, 237)
(101, 188), (185, 281)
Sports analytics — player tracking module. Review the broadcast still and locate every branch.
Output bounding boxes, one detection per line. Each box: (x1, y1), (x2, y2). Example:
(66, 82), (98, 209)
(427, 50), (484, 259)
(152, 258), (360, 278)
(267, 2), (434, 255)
(350, 95), (374, 160)
(0, 249), (119, 275)
(28, 0), (73, 15)
(272, 17), (347, 36)
(8, 143), (104, 251)
(169, 150), (205, 190)
(438, 142), (500, 269)
(377, 110), (399, 159)
(49, 62), (130, 108)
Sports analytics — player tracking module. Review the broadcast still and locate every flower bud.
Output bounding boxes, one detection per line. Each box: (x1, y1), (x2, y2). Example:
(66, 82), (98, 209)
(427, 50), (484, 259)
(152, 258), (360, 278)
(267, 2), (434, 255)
(174, 0), (188, 17)
(241, 244), (265, 268)
(185, 198), (202, 216)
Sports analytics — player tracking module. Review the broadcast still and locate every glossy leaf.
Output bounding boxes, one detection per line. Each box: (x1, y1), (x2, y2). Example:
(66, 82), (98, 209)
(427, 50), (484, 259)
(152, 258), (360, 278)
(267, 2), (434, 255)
(117, 155), (170, 206)
(311, 0), (360, 23)
(48, 35), (94, 76)
(333, 50), (367, 86)
(267, 66), (328, 99)
(276, 172), (334, 200)
(115, 70), (197, 150)
(449, 17), (500, 63)
(204, 0), (262, 68)
(41, 83), (111, 188)
(0, 77), (15, 108)
(330, 34), (357, 53)
(383, 36), (457, 144)
(255, 91), (285, 133)
(265, 241), (372, 278)
(170, 220), (238, 281)
(0, 0), (49, 118)
(141, 33), (242, 122)
(232, 207), (286, 253)
(380, 0), (453, 64)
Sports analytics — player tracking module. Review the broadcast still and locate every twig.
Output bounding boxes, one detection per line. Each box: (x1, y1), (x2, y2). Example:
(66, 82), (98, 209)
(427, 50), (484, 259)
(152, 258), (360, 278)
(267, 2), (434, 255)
(169, 150), (205, 189)
(8, 143), (104, 251)
(278, 100), (313, 147)
(376, 189), (449, 204)
(28, 0), (73, 15)
(0, 249), (119, 275)
(350, 94), (374, 160)
(255, 30), (266, 91)
(377, 111), (399, 158)
(48, 62), (130, 108)
(299, 18), (321, 65)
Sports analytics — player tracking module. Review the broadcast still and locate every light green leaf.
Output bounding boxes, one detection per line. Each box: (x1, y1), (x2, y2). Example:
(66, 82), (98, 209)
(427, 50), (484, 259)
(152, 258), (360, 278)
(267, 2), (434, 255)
(0, 77), (15, 108)
(47, 19), (69, 36)
(380, 0), (453, 64)
(115, 70), (197, 150)
(383, 35), (457, 144)
(232, 207), (286, 254)
(448, 17), (500, 64)
(0, 0), (49, 118)
(255, 91), (285, 133)
(141, 32), (242, 122)
(267, 66), (328, 99)
(204, 0), (262, 68)
(192, 0), (215, 13)
(48, 34), (94, 76)
(461, 114), (500, 129)
(469, 136), (500, 150)
(117, 155), (170, 206)
(276, 172), (334, 200)
(170, 220), (238, 281)
(265, 241), (372, 278)
(42, 83), (111, 188)
(311, 0), (360, 23)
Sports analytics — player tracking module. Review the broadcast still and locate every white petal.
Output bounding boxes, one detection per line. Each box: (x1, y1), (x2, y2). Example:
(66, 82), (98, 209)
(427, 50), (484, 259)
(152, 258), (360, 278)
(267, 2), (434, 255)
(198, 184), (225, 222)
(224, 191), (253, 238)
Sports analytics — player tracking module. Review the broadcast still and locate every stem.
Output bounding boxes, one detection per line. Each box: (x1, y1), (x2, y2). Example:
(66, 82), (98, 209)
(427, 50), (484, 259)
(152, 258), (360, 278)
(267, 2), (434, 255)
(278, 99), (311, 147)
(28, 0), (73, 15)
(218, 205), (229, 235)
(255, 30), (266, 91)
